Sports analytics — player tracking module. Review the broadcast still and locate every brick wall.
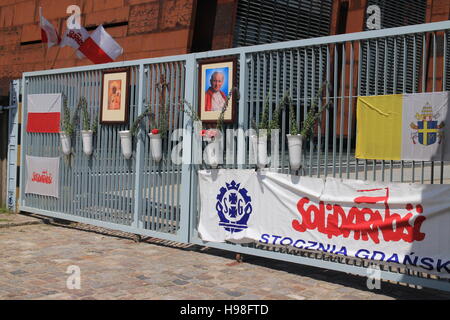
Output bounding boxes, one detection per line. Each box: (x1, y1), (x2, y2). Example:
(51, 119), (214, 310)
(0, 0), (197, 94)
(424, 0), (450, 92)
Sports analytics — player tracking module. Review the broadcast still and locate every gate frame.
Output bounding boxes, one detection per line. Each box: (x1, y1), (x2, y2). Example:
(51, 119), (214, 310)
(19, 56), (194, 244)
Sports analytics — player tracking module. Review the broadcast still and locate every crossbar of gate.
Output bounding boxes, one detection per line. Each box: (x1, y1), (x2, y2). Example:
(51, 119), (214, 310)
(20, 21), (450, 292)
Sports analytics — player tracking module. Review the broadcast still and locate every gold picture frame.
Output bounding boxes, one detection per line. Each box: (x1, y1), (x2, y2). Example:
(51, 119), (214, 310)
(100, 69), (130, 124)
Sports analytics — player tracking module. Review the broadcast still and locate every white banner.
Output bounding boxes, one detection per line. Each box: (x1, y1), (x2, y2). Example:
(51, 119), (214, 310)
(25, 155), (60, 198)
(198, 169), (450, 278)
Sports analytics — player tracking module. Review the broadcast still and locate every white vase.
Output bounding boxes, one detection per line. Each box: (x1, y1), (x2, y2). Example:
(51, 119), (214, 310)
(119, 130), (132, 159)
(81, 130), (93, 156)
(59, 131), (71, 155)
(251, 134), (268, 169)
(286, 134), (303, 171)
(148, 133), (162, 162)
(204, 136), (219, 168)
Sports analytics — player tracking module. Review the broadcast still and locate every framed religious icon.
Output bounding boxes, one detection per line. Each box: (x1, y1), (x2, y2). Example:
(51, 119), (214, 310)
(100, 69), (130, 124)
(198, 57), (237, 124)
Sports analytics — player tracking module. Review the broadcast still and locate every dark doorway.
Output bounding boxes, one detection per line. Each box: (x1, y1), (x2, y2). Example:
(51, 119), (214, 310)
(191, 0), (218, 53)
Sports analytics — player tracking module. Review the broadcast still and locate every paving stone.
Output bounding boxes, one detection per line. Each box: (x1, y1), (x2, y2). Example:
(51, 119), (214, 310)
(10, 270), (28, 275)
(0, 222), (449, 300)
(172, 279), (189, 286)
(224, 290), (243, 297)
(286, 294), (307, 300)
(176, 274), (193, 281)
(41, 290), (59, 296)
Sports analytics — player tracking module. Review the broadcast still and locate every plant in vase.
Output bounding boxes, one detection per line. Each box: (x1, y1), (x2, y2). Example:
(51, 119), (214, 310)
(286, 81), (332, 172)
(145, 88), (171, 162)
(200, 128), (220, 168)
(181, 88), (236, 168)
(300, 81), (332, 140)
(146, 78), (171, 162)
(119, 105), (153, 160)
(204, 88), (237, 168)
(79, 97), (98, 157)
(120, 76), (171, 160)
(128, 101), (169, 162)
(251, 96), (281, 169)
(60, 95), (81, 156)
(207, 88), (237, 168)
(147, 103), (168, 162)
(181, 99), (210, 166)
(284, 94), (302, 171)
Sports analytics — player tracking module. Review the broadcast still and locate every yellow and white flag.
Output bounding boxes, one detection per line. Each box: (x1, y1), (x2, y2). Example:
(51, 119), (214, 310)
(356, 92), (450, 161)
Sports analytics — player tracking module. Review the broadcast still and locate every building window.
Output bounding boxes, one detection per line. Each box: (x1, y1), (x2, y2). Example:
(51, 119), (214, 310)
(233, 0), (333, 47)
(361, 0), (427, 95)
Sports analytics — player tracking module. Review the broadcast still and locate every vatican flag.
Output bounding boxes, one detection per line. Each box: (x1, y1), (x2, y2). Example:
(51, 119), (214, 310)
(356, 92), (450, 161)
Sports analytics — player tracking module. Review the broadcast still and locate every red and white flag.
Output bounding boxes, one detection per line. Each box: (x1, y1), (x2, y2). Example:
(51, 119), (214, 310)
(26, 94), (61, 133)
(40, 10), (60, 48)
(60, 26), (90, 59)
(79, 25), (123, 64)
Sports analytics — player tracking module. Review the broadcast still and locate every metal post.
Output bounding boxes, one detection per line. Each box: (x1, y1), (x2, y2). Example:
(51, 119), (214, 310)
(132, 64), (145, 229)
(181, 55), (196, 243)
(237, 52), (248, 168)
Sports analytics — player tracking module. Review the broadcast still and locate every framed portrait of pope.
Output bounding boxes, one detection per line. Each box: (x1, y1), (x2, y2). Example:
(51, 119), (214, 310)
(198, 57), (237, 124)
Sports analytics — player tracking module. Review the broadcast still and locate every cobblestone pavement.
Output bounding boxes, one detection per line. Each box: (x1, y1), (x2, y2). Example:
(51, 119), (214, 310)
(1, 218), (450, 300)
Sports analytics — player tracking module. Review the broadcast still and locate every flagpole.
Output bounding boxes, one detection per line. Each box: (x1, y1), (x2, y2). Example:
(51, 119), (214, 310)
(39, 7), (48, 70)
(50, 17), (63, 69)
(50, 46), (61, 69)
(43, 44), (48, 70)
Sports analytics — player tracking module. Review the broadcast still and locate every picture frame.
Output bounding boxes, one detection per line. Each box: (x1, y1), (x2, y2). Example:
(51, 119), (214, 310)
(198, 57), (237, 124)
(100, 68), (130, 124)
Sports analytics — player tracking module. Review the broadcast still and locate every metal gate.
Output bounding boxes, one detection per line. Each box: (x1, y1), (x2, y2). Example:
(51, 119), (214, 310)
(20, 58), (193, 243)
(19, 21), (450, 291)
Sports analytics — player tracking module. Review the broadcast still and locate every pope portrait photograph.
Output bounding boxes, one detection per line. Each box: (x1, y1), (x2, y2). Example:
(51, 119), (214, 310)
(198, 58), (236, 124)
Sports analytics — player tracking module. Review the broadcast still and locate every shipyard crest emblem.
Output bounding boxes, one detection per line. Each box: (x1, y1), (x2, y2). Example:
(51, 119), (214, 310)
(215, 180), (252, 233)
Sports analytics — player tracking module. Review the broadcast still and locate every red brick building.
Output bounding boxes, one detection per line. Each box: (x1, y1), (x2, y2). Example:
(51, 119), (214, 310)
(0, 0), (449, 207)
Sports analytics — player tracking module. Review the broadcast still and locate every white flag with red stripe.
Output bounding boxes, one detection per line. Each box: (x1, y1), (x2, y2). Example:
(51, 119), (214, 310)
(26, 94), (61, 133)
(79, 25), (123, 64)
(60, 26), (90, 59)
(40, 12), (60, 48)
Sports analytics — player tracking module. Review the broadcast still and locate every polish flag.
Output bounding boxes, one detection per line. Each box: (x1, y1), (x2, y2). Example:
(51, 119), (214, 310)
(60, 26), (90, 59)
(40, 10), (60, 48)
(79, 25), (123, 64)
(26, 94), (62, 133)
